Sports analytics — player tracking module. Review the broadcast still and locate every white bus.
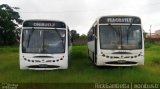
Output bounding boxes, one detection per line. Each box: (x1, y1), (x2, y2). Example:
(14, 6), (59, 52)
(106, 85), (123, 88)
(19, 20), (71, 70)
(88, 15), (144, 66)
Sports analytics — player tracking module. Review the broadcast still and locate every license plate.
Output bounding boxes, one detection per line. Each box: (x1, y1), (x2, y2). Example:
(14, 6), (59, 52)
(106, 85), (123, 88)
(117, 60), (126, 64)
(39, 64), (48, 68)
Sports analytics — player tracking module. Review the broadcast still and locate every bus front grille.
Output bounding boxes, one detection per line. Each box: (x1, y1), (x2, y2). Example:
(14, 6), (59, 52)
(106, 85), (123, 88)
(105, 61), (137, 64)
(27, 65), (60, 68)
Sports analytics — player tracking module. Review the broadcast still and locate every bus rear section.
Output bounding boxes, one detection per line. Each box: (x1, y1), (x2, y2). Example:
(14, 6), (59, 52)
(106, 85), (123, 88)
(19, 20), (71, 70)
(88, 16), (144, 66)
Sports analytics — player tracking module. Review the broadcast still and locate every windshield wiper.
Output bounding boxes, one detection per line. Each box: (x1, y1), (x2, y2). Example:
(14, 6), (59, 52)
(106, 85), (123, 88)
(126, 18), (136, 44)
(108, 24), (122, 49)
(54, 28), (65, 49)
(108, 24), (120, 38)
(27, 27), (35, 47)
(126, 24), (132, 44)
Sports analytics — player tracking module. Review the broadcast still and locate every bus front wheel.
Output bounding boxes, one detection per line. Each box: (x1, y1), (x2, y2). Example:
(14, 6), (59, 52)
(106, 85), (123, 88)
(93, 52), (97, 65)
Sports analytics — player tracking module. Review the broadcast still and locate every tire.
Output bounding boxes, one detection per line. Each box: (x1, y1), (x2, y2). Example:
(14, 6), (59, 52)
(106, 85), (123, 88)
(93, 52), (97, 65)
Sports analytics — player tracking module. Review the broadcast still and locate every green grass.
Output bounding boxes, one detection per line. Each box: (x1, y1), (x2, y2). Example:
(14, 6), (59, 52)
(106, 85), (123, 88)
(0, 44), (160, 83)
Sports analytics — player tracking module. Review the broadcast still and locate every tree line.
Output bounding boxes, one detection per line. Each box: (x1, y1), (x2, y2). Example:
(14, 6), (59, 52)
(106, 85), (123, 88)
(71, 30), (87, 45)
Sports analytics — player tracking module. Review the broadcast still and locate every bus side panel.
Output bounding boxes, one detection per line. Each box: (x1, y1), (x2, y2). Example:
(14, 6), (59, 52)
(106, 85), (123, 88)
(88, 41), (95, 60)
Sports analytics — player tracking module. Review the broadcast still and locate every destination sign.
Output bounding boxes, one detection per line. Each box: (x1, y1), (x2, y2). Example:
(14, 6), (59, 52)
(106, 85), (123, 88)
(107, 18), (132, 23)
(33, 22), (55, 27)
(99, 17), (141, 24)
(23, 21), (66, 28)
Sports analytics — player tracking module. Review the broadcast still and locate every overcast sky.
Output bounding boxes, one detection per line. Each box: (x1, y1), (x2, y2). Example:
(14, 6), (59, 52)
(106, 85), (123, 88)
(1, 0), (160, 34)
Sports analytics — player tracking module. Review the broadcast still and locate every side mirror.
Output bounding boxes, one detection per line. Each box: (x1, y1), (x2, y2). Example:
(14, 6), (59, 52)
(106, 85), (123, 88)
(93, 34), (97, 39)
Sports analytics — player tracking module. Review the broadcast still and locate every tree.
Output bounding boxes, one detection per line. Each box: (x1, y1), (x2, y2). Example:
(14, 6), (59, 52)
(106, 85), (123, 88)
(71, 30), (80, 42)
(70, 31), (88, 45)
(0, 4), (22, 45)
(80, 34), (87, 38)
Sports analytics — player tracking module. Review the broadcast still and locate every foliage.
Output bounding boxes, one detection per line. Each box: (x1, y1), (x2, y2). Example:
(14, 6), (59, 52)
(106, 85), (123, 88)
(70, 30), (80, 42)
(80, 34), (87, 38)
(144, 42), (153, 48)
(70, 30), (88, 45)
(72, 34), (87, 46)
(0, 4), (22, 45)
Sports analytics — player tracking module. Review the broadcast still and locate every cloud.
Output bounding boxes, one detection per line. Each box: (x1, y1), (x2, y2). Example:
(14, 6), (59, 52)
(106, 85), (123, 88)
(1, 0), (160, 34)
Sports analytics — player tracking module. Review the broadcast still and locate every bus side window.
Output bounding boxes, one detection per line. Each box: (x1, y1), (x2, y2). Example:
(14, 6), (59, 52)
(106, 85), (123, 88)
(68, 28), (71, 46)
(88, 28), (94, 41)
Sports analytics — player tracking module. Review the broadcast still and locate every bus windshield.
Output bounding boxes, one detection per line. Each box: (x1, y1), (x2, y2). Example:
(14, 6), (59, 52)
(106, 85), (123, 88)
(22, 29), (66, 53)
(99, 25), (142, 50)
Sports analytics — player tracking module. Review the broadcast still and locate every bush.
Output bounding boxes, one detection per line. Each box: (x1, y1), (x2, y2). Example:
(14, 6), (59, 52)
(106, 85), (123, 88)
(144, 42), (154, 48)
